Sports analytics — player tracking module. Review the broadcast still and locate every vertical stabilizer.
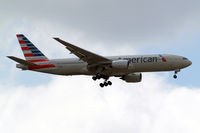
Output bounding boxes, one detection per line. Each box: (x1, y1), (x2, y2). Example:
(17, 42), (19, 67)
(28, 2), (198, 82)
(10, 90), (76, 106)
(16, 34), (49, 62)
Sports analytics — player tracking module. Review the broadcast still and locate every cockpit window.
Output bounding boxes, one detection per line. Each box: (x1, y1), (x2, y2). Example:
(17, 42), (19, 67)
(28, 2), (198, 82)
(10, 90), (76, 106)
(183, 57), (188, 60)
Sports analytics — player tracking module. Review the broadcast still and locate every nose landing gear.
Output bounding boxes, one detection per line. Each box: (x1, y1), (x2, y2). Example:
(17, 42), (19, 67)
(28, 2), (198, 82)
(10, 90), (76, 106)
(173, 74), (177, 79)
(173, 69), (180, 79)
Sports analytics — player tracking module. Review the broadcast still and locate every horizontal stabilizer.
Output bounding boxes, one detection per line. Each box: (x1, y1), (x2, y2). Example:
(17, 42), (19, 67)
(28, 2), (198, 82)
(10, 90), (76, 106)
(7, 56), (37, 66)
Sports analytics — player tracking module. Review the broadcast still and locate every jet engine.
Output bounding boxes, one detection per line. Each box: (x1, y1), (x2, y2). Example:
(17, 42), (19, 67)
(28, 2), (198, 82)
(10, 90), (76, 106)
(121, 73), (142, 83)
(112, 60), (129, 69)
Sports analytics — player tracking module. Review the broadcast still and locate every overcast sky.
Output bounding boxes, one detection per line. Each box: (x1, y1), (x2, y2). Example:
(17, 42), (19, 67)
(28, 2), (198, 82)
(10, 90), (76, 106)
(0, 0), (200, 133)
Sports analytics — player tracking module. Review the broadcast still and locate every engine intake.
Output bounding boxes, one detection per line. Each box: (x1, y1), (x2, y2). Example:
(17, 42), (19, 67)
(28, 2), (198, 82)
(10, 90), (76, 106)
(112, 60), (129, 69)
(121, 73), (142, 83)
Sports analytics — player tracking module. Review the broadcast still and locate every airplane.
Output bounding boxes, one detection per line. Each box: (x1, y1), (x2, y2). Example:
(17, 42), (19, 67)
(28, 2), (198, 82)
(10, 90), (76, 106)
(7, 34), (192, 87)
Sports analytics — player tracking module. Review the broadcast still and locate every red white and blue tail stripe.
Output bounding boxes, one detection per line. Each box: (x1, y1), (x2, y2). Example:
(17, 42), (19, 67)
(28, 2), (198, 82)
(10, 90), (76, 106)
(16, 34), (49, 63)
(16, 34), (55, 70)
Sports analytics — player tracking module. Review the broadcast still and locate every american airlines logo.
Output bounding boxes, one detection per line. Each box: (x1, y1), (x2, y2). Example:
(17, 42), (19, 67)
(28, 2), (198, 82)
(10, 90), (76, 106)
(123, 55), (167, 63)
(159, 54), (167, 62)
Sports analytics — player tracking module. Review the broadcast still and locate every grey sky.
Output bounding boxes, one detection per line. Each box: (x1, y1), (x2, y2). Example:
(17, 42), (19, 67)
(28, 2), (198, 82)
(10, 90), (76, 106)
(1, 0), (200, 46)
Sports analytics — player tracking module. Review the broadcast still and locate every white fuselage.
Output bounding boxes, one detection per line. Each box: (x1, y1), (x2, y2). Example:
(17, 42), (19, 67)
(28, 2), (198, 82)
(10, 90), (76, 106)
(31, 54), (192, 76)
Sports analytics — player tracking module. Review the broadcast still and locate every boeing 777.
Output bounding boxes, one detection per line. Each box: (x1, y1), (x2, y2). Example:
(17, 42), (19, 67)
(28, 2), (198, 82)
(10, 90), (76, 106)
(7, 34), (192, 87)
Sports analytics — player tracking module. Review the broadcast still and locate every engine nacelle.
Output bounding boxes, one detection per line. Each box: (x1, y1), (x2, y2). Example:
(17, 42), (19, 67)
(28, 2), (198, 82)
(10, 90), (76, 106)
(112, 60), (129, 69)
(122, 73), (142, 83)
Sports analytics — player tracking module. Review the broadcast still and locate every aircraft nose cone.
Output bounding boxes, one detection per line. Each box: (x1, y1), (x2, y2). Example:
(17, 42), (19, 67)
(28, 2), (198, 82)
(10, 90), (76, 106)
(188, 60), (192, 66)
(185, 60), (192, 67)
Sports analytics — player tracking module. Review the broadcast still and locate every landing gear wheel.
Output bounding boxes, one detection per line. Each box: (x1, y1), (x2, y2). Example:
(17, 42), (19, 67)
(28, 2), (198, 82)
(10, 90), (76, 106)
(104, 82), (108, 86)
(173, 69), (180, 79)
(97, 75), (111, 87)
(100, 83), (104, 87)
(173, 75), (177, 79)
(92, 76), (97, 81)
(97, 75), (101, 80)
(108, 81), (112, 85)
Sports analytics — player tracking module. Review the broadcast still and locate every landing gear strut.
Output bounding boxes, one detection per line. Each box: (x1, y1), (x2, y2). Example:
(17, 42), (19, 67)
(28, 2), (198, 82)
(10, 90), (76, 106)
(173, 69), (180, 79)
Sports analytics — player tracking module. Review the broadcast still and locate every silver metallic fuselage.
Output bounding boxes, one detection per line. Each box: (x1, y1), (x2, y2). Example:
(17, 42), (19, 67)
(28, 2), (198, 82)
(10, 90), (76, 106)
(32, 54), (192, 76)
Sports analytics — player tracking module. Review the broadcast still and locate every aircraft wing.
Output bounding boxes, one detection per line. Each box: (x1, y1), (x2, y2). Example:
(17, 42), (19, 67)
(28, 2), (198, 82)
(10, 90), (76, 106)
(53, 38), (111, 65)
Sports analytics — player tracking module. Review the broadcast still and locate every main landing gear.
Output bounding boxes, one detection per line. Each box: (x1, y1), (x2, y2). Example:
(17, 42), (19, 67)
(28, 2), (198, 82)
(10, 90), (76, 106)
(173, 69), (180, 79)
(100, 80), (112, 88)
(92, 75), (112, 87)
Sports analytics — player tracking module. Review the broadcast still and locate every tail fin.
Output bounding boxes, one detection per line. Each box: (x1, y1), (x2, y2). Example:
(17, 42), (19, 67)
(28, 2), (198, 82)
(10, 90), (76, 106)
(16, 34), (49, 63)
